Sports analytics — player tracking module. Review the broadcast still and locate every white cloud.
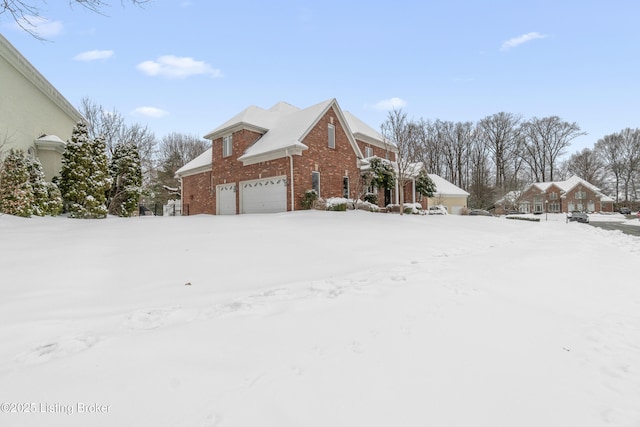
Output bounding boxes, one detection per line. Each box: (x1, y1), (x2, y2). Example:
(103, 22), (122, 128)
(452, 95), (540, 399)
(73, 50), (114, 61)
(132, 107), (169, 118)
(501, 32), (547, 51)
(14, 15), (63, 38)
(136, 55), (223, 79)
(368, 97), (407, 111)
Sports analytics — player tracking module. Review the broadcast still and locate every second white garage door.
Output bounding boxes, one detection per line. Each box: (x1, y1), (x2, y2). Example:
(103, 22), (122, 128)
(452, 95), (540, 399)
(240, 176), (287, 214)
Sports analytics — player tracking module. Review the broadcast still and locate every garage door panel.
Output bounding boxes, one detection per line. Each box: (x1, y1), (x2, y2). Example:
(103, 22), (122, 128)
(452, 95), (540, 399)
(216, 184), (236, 215)
(241, 176), (287, 214)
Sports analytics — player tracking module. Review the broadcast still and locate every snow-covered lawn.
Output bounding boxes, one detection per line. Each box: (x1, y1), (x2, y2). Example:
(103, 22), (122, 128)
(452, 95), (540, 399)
(1, 211), (639, 426)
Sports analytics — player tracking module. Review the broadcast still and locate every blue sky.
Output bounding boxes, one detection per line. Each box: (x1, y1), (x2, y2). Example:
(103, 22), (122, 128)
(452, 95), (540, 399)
(2, 0), (639, 154)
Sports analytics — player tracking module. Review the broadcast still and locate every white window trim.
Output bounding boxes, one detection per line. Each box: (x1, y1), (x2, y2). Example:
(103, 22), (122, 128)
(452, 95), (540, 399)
(223, 135), (232, 158)
(312, 171), (321, 197)
(328, 124), (335, 149)
(365, 146), (373, 158)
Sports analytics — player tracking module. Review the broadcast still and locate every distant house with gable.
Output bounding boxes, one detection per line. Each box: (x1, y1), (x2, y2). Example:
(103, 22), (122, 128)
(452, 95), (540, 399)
(517, 175), (613, 213)
(0, 33), (82, 181)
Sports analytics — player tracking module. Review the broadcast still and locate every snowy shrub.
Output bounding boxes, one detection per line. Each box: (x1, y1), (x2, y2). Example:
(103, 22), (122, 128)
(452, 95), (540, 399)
(355, 200), (380, 212)
(363, 192), (378, 205)
(313, 197), (326, 210)
(0, 149), (34, 217)
(404, 203), (422, 214)
(387, 204), (401, 213)
(506, 216), (540, 222)
(326, 197), (348, 211)
(44, 182), (63, 216)
(301, 189), (318, 210)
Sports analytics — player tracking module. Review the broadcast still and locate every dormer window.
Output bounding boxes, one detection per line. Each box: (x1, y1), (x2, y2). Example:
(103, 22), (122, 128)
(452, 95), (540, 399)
(328, 124), (335, 149)
(222, 135), (232, 157)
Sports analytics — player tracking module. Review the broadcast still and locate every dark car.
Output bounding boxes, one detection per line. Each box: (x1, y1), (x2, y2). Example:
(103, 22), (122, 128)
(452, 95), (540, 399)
(469, 209), (492, 216)
(619, 207), (632, 215)
(568, 211), (589, 223)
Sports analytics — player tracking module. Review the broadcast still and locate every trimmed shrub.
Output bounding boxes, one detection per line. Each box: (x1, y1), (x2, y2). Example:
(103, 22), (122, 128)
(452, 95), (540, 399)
(363, 192), (378, 205)
(301, 189), (318, 210)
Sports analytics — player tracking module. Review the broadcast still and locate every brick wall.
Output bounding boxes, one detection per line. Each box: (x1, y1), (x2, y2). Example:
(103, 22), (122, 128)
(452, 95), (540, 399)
(181, 171), (215, 215)
(519, 183), (605, 213)
(292, 107), (361, 209)
(202, 106), (362, 212)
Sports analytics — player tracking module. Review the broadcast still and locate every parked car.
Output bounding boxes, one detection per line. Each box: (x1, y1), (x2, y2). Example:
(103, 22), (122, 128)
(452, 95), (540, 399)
(469, 209), (492, 216)
(619, 207), (632, 215)
(568, 211), (589, 223)
(504, 209), (523, 215)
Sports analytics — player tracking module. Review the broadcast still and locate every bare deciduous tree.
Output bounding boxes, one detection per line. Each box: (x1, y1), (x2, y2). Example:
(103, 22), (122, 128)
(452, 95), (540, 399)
(2, 0), (149, 39)
(567, 148), (605, 189)
(380, 109), (420, 215)
(478, 112), (522, 192)
(522, 116), (585, 182)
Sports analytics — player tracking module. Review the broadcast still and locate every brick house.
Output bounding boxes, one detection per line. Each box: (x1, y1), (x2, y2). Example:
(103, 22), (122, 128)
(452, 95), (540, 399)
(517, 175), (614, 214)
(176, 99), (398, 215)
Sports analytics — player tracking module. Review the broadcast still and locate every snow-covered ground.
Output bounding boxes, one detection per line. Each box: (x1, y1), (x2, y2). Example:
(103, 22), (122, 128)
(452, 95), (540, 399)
(1, 211), (639, 427)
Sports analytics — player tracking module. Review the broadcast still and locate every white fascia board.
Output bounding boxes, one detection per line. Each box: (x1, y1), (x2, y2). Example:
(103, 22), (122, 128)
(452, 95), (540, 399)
(204, 122), (268, 140)
(355, 133), (398, 152)
(238, 145), (307, 166)
(175, 165), (212, 179)
(34, 138), (65, 154)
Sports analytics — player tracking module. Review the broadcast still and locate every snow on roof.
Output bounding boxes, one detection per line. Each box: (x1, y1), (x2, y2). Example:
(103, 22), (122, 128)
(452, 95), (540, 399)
(238, 99), (337, 160)
(35, 134), (65, 143)
(343, 111), (395, 149)
(175, 147), (212, 177)
(429, 174), (470, 196)
(532, 175), (602, 195)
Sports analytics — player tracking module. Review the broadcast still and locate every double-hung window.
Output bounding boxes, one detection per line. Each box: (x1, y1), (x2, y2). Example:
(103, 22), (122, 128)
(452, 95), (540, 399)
(312, 171), (321, 197)
(365, 146), (373, 158)
(222, 135), (232, 158)
(328, 124), (335, 149)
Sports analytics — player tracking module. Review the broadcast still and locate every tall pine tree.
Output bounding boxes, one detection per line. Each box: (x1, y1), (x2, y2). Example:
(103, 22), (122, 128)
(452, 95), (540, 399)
(109, 141), (143, 217)
(0, 149), (34, 217)
(59, 121), (112, 218)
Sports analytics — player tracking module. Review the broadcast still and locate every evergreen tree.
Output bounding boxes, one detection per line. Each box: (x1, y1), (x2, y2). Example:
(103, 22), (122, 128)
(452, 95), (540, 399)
(26, 156), (49, 216)
(59, 121), (112, 218)
(416, 170), (437, 198)
(109, 141), (143, 217)
(44, 181), (63, 216)
(0, 149), (34, 217)
(368, 157), (397, 191)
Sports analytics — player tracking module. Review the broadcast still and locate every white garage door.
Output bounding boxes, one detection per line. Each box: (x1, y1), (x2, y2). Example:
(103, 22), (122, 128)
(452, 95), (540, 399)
(240, 176), (287, 214)
(216, 184), (236, 215)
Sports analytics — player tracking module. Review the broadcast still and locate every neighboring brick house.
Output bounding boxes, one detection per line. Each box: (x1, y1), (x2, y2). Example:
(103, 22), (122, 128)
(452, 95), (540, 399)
(176, 99), (398, 215)
(517, 175), (614, 213)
